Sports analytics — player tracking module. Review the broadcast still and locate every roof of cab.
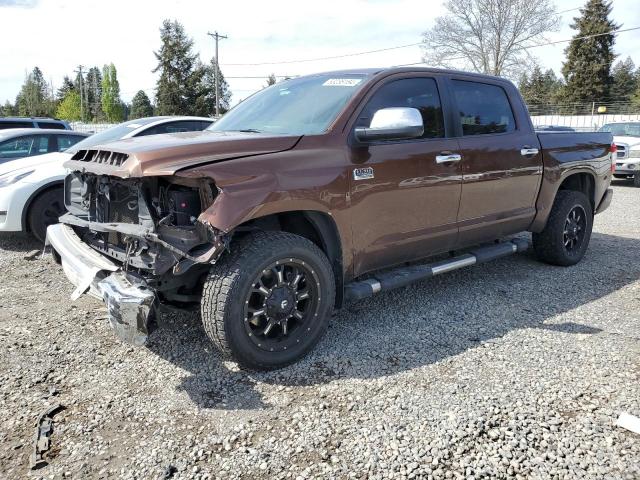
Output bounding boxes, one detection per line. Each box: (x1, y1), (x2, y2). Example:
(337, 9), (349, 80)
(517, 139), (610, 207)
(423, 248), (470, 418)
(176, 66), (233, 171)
(306, 66), (510, 82)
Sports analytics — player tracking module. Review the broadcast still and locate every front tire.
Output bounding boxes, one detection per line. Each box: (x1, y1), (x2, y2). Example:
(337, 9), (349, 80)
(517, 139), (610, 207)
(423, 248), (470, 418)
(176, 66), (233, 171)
(532, 190), (593, 266)
(27, 188), (65, 243)
(634, 174), (640, 188)
(201, 231), (335, 370)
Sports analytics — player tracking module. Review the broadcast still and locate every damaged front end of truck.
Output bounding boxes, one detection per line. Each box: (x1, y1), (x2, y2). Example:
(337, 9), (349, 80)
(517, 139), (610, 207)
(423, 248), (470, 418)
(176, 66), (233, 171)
(46, 148), (230, 346)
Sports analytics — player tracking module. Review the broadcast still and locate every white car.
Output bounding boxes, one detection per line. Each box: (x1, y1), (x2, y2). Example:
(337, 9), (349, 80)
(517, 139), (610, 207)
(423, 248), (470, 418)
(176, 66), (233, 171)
(599, 121), (640, 187)
(0, 116), (214, 241)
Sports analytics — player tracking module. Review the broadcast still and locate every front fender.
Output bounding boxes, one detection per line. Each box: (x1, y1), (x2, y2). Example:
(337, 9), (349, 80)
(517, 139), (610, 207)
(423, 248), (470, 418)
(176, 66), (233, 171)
(174, 147), (354, 276)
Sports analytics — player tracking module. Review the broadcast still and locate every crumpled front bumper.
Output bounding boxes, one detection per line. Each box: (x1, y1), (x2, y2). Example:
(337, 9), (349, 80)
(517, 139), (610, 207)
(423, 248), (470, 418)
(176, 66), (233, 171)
(45, 223), (155, 346)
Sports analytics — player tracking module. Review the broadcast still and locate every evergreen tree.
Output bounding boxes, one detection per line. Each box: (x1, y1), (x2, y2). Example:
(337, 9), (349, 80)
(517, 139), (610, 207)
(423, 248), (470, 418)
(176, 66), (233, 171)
(57, 76), (75, 101)
(1, 100), (17, 116)
(56, 91), (82, 120)
(153, 19), (200, 115)
(86, 66), (104, 121)
(15, 67), (52, 117)
(561, 0), (618, 104)
(101, 63), (124, 122)
(519, 65), (563, 111)
(611, 57), (637, 103)
(191, 58), (231, 116)
(130, 90), (154, 119)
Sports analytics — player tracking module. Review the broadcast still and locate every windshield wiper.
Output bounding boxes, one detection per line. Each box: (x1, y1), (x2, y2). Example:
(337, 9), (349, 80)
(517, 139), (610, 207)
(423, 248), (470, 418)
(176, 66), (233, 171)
(237, 129), (262, 133)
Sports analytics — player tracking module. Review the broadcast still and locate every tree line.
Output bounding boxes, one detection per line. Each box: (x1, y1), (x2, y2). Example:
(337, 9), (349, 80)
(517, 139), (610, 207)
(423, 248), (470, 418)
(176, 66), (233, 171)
(423, 0), (640, 113)
(0, 19), (237, 122)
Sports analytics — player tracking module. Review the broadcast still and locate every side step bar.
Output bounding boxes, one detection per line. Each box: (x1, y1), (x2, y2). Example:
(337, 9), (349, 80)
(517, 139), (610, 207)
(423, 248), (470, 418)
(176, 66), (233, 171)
(344, 238), (529, 303)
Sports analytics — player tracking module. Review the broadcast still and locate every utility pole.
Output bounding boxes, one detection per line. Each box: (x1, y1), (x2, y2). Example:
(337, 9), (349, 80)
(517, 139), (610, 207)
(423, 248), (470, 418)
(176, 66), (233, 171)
(74, 65), (85, 121)
(207, 31), (227, 117)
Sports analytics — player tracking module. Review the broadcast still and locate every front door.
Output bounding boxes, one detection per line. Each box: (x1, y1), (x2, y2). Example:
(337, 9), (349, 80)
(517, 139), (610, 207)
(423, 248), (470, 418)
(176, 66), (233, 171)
(449, 78), (543, 246)
(348, 75), (462, 276)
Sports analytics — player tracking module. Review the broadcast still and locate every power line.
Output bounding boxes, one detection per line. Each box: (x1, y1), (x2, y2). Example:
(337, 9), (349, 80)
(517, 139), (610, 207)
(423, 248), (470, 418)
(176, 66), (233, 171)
(220, 42), (422, 66)
(394, 25), (640, 67)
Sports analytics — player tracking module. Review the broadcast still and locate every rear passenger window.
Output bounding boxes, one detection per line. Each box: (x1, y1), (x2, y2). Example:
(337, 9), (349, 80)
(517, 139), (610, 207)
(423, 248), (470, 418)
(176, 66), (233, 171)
(356, 78), (445, 139)
(37, 122), (66, 130)
(36, 136), (50, 153)
(57, 135), (84, 151)
(452, 80), (515, 135)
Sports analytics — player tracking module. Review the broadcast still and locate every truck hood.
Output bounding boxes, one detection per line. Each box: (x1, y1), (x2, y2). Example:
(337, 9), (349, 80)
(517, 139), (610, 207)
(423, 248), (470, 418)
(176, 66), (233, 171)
(613, 135), (640, 148)
(63, 130), (302, 178)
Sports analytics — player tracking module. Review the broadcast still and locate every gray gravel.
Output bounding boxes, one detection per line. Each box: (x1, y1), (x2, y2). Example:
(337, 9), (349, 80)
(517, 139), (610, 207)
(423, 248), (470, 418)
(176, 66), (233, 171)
(1, 181), (639, 480)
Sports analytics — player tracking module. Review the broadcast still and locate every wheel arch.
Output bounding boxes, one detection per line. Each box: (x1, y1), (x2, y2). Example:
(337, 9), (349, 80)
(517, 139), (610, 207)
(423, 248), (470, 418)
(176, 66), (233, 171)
(231, 210), (345, 307)
(557, 171), (595, 211)
(21, 181), (64, 232)
(530, 169), (597, 233)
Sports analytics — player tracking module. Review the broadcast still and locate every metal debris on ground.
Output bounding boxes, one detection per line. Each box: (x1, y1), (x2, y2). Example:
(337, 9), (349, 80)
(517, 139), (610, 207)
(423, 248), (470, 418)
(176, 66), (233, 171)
(23, 249), (41, 260)
(30, 403), (65, 470)
(616, 412), (640, 435)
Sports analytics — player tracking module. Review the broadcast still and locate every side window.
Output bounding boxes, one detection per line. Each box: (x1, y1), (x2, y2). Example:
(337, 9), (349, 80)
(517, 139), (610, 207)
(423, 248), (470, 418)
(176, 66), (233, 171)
(56, 135), (84, 151)
(36, 135), (50, 154)
(0, 136), (36, 160)
(0, 121), (34, 129)
(356, 78), (445, 139)
(37, 121), (66, 130)
(136, 121), (209, 137)
(452, 80), (515, 136)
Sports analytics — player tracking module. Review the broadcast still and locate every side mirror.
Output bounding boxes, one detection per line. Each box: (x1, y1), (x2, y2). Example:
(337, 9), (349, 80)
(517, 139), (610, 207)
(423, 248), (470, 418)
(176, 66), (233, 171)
(354, 107), (424, 142)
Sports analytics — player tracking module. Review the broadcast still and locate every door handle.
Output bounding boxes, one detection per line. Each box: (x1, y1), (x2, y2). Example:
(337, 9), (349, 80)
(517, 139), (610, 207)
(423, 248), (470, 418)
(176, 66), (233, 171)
(435, 153), (462, 164)
(520, 147), (539, 156)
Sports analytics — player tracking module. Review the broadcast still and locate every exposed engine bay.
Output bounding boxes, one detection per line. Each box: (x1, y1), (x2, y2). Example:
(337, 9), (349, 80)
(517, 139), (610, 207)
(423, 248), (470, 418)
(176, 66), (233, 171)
(58, 172), (227, 304)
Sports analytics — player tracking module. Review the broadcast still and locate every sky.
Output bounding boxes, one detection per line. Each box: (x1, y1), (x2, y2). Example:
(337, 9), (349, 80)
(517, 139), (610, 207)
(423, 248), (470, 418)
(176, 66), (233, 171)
(1, 0), (640, 107)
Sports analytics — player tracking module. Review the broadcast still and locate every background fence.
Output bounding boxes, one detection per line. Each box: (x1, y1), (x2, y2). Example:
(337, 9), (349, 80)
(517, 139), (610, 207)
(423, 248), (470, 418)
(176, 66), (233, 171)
(530, 113), (640, 131)
(70, 122), (117, 133)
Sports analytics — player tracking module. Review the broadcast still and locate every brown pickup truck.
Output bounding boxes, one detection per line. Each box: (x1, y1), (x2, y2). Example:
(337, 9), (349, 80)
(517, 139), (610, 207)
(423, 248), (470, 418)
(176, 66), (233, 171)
(46, 68), (614, 369)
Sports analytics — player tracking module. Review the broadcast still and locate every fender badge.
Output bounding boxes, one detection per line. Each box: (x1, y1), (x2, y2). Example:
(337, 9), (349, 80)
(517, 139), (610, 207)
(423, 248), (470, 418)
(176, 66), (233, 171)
(353, 167), (374, 181)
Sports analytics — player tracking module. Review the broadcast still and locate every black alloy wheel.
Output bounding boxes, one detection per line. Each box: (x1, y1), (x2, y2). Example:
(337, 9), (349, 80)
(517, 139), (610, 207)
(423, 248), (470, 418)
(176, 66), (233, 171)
(243, 259), (321, 353)
(563, 205), (587, 253)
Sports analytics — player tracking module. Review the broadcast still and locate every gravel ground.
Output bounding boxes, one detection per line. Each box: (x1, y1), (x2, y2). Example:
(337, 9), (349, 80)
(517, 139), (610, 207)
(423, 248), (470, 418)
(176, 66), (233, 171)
(1, 181), (639, 480)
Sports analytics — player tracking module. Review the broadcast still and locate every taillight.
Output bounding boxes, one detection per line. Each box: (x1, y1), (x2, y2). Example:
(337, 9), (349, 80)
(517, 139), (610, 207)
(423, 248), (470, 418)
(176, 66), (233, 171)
(610, 143), (617, 172)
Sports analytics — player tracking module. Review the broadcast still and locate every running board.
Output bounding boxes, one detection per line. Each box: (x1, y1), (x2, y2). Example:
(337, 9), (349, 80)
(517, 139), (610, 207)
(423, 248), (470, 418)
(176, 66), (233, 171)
(344, 238), (529, 303)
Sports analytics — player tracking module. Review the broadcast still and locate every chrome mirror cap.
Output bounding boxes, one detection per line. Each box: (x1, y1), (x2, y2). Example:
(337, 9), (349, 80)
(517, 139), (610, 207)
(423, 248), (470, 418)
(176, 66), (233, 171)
(354, 107), (424, 142)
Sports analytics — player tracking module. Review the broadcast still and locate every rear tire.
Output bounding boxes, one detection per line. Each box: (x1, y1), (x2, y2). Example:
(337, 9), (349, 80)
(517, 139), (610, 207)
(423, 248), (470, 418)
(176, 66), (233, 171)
(634, 174), (640, 188)
(27, 188), (65, 243)
(532, 190), (593, 266)
(201, 231), (335, 370)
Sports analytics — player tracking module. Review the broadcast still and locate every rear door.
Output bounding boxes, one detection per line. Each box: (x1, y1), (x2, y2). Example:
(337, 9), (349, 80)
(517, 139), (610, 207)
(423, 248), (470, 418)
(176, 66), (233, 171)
(348, 74), (462, 275)
(449, 78), (542, 246)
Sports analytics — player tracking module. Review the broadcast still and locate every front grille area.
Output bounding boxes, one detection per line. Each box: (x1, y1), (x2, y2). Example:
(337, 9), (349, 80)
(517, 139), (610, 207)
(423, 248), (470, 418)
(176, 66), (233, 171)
(71, 149), (129, 167)
(99, 182), (140, 249)
(616, 144), (627, 159)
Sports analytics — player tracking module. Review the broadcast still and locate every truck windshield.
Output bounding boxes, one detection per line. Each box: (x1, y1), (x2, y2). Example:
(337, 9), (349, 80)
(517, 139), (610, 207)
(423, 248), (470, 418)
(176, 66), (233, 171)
(209, 74), (368, 135)
(599, 122), (640, 136)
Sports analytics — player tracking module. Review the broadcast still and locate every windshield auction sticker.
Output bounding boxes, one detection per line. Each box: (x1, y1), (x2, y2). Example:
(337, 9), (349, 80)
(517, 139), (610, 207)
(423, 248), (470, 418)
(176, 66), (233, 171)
(322, 78), (362, 87)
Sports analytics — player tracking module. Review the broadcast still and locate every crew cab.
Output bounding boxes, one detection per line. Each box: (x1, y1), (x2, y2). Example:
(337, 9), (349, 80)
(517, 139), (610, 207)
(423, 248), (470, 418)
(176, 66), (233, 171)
(46, 68), (614, 369)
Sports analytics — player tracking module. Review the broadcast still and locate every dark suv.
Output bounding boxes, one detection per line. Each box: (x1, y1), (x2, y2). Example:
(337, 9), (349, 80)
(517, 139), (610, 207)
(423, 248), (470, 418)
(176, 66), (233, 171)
(0, 117), (71, 130)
